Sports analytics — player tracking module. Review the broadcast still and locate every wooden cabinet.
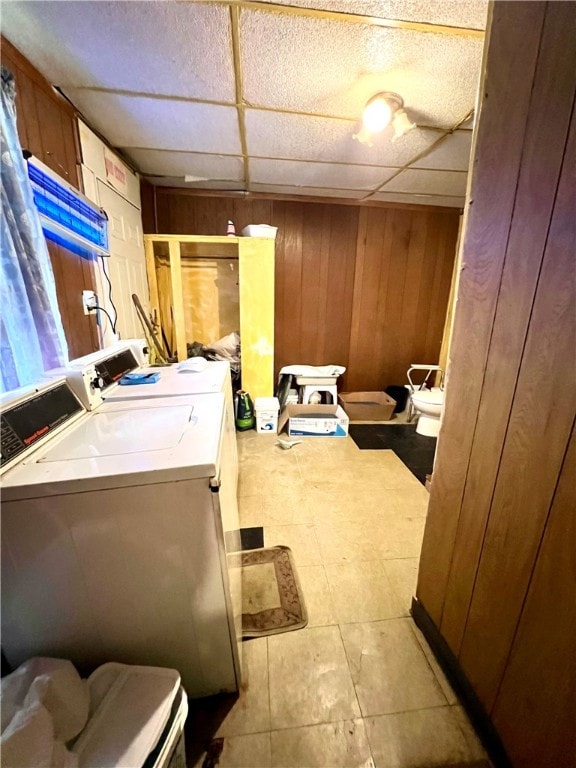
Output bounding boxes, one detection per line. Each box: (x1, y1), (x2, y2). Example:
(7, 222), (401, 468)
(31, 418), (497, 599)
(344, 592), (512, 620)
(144, 235), (275, 399)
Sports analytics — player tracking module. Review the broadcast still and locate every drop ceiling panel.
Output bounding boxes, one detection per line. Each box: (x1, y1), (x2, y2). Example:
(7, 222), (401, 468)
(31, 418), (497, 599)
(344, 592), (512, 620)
(144, 178), (244, 191)
(256, 1), (488, 30)
(1, 1), (235, 102)
(412, 130), (473, 171)
(251, 158), (395, 190)
(245, 110), (441, 167)
(382, 168), (467, 195)
(124, 149), (244, 182)
(240, 10), (483, 127)
(250, 184), (364, 199)
(371, 191), (464, 207)
(64, 91), (242, 154)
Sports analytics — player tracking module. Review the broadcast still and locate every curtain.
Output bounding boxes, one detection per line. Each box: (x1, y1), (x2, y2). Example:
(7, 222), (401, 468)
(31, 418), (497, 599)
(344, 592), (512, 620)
(0, 66), (68, 394)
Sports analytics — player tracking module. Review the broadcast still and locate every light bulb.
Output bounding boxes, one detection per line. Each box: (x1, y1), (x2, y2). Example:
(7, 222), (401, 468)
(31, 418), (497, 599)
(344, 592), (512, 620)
(352, 123), (374, 146)
(363, 97), (393, 133)
(391, 109), (416, 142)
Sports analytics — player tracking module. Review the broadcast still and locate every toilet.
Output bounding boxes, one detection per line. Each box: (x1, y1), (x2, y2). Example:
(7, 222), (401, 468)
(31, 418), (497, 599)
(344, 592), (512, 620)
(406, 364), (445, 437)
(411, 387), (444, 437)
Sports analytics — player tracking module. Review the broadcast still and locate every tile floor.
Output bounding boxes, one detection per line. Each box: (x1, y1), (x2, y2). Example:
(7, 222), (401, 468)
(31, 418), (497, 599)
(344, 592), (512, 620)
(187, 432), (490, 768)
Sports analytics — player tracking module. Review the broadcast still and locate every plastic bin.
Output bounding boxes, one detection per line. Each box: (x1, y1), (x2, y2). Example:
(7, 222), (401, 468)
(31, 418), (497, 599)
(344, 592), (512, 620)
(254, 396), (280, 433)
(241, 224), (278, 238)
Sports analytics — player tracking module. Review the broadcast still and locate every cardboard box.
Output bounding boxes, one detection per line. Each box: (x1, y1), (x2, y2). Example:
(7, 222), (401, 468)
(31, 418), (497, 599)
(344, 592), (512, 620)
(338, 391), (397, 421)
(278, 404), (349, 437)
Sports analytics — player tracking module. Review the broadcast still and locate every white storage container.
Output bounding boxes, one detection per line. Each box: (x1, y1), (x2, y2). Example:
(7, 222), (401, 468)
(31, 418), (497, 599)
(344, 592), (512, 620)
(241, 224), (278, 238)
(254, 396), (280, 433)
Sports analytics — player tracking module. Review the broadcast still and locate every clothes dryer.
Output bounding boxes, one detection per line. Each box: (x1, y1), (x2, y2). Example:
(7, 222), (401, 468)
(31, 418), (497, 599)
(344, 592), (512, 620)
(1, 379), (241, 697)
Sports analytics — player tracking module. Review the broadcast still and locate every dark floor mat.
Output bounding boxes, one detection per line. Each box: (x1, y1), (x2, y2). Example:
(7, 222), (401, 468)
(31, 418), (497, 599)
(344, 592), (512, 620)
(348, 423), (436, 485)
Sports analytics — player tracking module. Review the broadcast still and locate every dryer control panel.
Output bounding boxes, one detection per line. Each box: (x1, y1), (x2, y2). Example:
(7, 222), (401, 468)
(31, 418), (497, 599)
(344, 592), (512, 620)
(94, 348), (138, 389)
(1, 383), (83, 469)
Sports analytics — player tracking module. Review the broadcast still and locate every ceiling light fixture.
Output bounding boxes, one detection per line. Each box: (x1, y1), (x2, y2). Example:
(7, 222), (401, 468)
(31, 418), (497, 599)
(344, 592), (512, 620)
(353, 92), (415, 146)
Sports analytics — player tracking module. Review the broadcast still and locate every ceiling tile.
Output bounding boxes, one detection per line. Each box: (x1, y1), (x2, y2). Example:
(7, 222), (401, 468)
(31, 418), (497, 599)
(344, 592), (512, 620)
(250, 158), (395, 189)
(1, 1), (235, 102)
(64, 91), (242, 154)
(256, 1), (488, 30)
(240, 10), (484, 127)
(371, 191), (464, 207)
(381, 168), (467, 195)
(124, 149), (244, 182)
(245, 110), (441, 167)
(250, 184), (363, 199)
(145, 178), (245, 191)
(412, 130), (473, 171)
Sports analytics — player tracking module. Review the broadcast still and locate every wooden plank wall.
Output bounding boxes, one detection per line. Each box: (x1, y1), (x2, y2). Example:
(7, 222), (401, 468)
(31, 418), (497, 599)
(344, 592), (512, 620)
(2, 37), (99, 359)
(415, 3), (576, 766)
(149, 192), (459, 390)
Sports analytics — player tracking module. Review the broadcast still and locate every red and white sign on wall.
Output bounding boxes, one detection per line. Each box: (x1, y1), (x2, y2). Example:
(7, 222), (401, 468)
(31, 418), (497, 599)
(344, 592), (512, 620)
(103, 146), (128, 196)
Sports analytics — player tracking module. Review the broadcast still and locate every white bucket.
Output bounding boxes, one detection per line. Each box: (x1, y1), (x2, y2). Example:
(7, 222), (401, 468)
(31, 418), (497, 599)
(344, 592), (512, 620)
(254, 397), (280, 434)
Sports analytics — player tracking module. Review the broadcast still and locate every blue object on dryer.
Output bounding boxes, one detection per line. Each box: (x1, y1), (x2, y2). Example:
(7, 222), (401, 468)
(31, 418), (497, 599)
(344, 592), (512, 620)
(119, 372), (160, 385)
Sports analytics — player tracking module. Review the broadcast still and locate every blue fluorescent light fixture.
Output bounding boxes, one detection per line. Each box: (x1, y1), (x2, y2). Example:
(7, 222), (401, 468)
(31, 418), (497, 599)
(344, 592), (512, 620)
(27, 157), (109, 258)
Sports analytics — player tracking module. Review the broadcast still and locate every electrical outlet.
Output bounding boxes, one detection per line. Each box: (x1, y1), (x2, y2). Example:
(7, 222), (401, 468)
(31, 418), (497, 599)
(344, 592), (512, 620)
(82, 290), (97, 315)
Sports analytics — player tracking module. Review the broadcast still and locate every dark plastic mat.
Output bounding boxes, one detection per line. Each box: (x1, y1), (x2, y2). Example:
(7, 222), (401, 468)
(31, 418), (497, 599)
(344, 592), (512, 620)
(348, 423), (436, 485)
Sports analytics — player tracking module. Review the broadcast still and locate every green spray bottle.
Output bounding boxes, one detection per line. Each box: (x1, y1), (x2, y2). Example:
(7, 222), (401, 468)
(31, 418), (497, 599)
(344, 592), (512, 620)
(235, 390), (255, 431)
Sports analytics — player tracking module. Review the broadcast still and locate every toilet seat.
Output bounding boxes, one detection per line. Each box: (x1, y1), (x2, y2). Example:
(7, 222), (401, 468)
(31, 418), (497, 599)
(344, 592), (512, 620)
(411, 388), (444, 408)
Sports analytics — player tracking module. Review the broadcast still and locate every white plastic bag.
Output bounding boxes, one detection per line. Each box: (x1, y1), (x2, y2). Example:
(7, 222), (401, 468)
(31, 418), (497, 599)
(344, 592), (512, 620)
(1, 658), (89, 768)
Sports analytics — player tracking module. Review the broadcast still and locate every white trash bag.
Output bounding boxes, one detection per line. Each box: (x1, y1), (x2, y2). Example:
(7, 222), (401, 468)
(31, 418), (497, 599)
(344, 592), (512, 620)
(1, 658), (89, 768)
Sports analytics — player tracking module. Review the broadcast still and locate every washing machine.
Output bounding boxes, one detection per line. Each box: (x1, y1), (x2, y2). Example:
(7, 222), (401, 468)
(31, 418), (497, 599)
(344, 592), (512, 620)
(46, 344), (238, 484)
(0, 377), (242, 697)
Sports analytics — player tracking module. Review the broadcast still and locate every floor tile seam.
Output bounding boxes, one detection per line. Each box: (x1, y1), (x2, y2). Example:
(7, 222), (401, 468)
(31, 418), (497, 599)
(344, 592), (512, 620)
(405, 620), (453, 707)
(262, 522), (317, 529)
(266, 702), (458, 735)
(322, 557), (403, 569)
(286, 453), (305, 480)
(263, 636), (272, 739)
(323, 561), (406, 618)
(331, 611), (409, 626)
(222, 727), (273, 739)
(361, 701), (459, 721)
(264, 715), (369, 735)
(381, 572), (411, 619)
(306, 562), (339, 627)
(375, 559), (409, 615)
(267, 718), (379, 766)
(267, 713), (368, 734)
(239, 458), (301, 469)
(447, 706), (488, 756)
(312, 514), (389, 527)
(336, 616), (415, 631)
(318, 557), (386, 567)
(377, 551), (425, 563)
(336, 622), (364, 723)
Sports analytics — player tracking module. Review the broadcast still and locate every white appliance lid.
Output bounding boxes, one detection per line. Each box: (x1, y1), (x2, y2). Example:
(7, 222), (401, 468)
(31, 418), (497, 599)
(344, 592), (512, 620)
(39, 405), (192, 461)
(1, 392), (225, 499)
(103, 361), (230, 401)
